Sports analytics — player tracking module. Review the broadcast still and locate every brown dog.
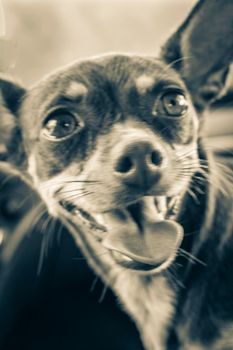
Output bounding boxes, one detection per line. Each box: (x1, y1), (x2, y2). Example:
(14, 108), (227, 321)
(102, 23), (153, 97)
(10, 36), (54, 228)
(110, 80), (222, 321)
(0, 1), (233, 349)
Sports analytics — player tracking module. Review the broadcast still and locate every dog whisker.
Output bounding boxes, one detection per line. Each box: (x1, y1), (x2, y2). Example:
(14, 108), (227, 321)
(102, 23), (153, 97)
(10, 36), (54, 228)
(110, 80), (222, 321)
(37, 216), (57, 275)
(178, 248), (207, 267)
(184, 230), (199, 237)
(90, 276), (99, 293)
(40, 180), (100, 190)
(192, 168), (231, 198)
(98, 283), (109, 303)
(62, 180), (100, 184)
(25, 203), (48, 233)
(175, 168), (198, 174)
(160, 56), (193, 75)
(186, 188), (200, 204)
(60, 191), (94, 201)
(58, 188), (92, 194)
(175, 148), (198, 160)
(165, 265), (186, 290)
(192, 185), (205, 195)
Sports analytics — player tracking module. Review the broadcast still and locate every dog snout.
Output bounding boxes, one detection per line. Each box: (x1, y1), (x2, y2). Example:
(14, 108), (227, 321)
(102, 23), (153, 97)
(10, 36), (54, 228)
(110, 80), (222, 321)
(113, 139), (166, 189)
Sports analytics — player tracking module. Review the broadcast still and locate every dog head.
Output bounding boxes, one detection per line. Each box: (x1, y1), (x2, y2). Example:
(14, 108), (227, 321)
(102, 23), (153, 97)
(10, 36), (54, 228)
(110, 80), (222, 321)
(0, 0), (232, 276)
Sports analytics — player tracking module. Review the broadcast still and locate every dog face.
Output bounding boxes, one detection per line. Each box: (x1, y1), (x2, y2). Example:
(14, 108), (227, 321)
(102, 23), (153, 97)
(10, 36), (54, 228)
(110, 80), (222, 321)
(0, 1), (232, 277)
(16, 54), (199, 274)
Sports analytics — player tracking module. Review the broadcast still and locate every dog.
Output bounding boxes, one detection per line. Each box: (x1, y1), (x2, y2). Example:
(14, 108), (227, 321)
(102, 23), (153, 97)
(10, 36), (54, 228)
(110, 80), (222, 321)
(0, 165), (38, 260)
(0, 0), (233, 349)
(0, 169), (144, 350)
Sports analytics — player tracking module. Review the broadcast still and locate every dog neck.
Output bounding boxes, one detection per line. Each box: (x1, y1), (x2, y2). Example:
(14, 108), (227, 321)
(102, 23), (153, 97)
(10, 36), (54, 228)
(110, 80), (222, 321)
(166, 149), (233, 349)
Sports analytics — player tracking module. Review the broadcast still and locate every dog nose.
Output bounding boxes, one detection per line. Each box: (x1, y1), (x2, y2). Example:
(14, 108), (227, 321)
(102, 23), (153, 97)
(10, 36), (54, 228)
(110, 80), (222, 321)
(114, 140), (165, 189)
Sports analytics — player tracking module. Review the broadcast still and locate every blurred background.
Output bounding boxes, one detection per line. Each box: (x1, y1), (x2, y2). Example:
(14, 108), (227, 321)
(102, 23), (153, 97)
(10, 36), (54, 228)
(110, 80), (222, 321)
(0, 1), (232, 349)
(1, 0), (196, 85)
(1, 0), (232, 149)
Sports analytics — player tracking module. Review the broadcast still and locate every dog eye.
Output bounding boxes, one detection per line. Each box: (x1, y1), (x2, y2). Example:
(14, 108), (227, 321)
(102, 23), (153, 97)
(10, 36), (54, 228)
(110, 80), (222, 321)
(154, 91), (188, 117)
(42, 109), (83, 140)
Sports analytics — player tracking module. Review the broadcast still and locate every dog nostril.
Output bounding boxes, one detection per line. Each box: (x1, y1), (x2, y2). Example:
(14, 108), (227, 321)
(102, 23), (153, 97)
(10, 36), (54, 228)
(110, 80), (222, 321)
(150, 150), (163, 166)
(115, 156), (133, 173)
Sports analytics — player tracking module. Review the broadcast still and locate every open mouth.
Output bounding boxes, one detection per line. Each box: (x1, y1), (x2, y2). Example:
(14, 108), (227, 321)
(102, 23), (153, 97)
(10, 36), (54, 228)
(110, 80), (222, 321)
(60, 195), (184, 275)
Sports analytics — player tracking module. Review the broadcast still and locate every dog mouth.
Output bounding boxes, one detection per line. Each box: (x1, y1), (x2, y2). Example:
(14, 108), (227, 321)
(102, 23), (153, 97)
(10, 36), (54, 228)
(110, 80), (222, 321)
(60, 195), (184, 275)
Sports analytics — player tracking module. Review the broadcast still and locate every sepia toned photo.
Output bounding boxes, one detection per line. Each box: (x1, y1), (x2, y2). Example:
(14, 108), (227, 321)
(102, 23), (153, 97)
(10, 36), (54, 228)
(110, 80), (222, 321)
(0, 1), (233, 349)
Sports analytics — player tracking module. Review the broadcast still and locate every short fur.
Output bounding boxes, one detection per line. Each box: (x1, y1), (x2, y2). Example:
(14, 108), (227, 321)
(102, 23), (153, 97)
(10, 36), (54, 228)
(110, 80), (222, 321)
(0, 1), (233, 349)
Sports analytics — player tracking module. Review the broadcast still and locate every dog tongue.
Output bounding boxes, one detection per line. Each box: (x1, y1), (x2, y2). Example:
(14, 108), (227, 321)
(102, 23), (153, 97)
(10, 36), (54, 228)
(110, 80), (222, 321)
(102, 197), (183, 266)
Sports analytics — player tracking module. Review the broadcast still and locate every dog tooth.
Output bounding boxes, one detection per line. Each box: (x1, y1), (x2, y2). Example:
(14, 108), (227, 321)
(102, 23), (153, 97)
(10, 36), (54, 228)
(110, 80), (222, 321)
(144, 197), (164, 221)
(94, 214), (105, 226)
(168, 196), (177, 209)
(166, 195), (182, 219)
(173, 198), (181, 213)
(154, 198), (161, 213)
(156, 196), (167, 215)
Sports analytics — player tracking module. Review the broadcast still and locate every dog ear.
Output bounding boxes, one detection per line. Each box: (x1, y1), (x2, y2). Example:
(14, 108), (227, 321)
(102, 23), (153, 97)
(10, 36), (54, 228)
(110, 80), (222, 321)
(0, 76), (27, 170)
(161, 0), (233, 111)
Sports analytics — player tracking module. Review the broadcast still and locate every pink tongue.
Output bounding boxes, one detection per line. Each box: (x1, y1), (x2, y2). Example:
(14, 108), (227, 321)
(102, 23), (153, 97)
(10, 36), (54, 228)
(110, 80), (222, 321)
(102, 209), (183, 266)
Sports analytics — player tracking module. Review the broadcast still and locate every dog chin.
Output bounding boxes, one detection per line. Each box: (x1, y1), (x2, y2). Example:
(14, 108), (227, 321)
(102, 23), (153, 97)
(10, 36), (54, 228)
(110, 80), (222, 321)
(59, 194), (184, 275)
